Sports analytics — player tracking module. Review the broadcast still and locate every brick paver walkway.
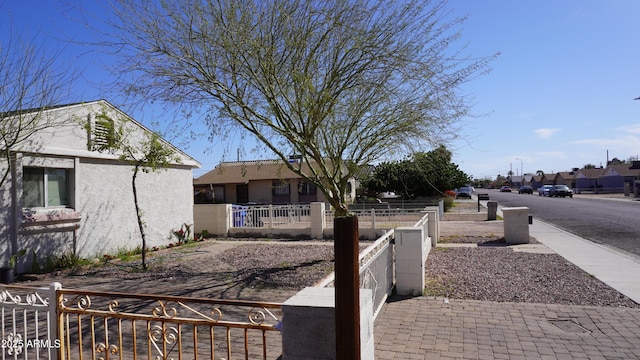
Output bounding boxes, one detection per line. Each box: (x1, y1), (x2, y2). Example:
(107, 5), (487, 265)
(375, 296), (640, 359)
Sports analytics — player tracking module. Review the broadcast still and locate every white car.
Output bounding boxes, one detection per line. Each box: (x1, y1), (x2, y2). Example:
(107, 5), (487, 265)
(538, 185), (553, 196)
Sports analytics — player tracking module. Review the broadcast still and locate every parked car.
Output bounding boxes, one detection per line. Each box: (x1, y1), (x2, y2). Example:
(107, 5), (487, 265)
(455, 187), (473, 199)
(499, 186), (512, 192)
(549, 185), (573, 198)
(538, 185), (553, 196)
(518, 186), (533, 194)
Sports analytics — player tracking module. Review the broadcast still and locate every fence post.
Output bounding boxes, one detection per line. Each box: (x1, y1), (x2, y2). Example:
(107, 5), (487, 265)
(371, 209), (376, 230)
(269, 205), (274, 229)
(310, 202), (325, 239)
(49, 282), (62, 360)
(424, 209), (439, 247)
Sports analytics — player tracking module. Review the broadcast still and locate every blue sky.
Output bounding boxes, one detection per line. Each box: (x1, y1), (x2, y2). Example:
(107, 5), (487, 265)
(2, 1), (640, 179)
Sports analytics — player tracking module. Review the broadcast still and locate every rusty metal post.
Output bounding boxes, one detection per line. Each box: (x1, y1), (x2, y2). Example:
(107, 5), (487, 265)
(334, 216), (360, 359)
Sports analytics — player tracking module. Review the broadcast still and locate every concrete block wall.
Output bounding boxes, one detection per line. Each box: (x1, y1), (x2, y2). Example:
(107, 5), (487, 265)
(193, 204), (231, 236)
(395, 227), (429, 296)
(282, 287), (374, 360)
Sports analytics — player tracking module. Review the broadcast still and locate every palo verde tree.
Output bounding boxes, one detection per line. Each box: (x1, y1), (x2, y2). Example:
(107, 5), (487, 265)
(0, 27), (76, 187)
(88, 110), (179, 270)
(99, 0), (496, 217)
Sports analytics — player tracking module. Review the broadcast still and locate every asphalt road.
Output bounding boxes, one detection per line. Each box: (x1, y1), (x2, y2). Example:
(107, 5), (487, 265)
(482, 189), (640, 258)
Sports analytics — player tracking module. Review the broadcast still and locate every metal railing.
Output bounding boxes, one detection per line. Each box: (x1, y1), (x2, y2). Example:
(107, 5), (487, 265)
(0, 283), (283, 359)
(315, 229), (396, 320)
(56, 289), (283, 360)
(325, 208), (425, 229)
(315, 211), (429, 320)
(230, 204), (428, 232)
(0, 283), (60, 360)
(231, 205), (311, 228)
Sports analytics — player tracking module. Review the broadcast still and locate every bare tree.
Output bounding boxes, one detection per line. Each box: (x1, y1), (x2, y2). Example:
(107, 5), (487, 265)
(101, 0), (496, 217)
(0, 28), (76, 187)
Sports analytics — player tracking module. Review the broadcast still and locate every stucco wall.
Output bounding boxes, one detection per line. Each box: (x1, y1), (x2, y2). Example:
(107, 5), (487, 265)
(1, 100), (198, 267)
(77, 159), (194, 258)
(249, 180), (274, 204)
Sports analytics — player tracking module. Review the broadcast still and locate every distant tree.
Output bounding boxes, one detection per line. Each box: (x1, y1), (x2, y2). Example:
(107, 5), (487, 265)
(0, 28), (76, 187)
(100, 0), (496, 216)
(583, 164), (597, 169)
(608, 157), (625, 165)
(536, 170), (544, 176)
(364, 145), (470, 198)
(87, 110), (179, 270)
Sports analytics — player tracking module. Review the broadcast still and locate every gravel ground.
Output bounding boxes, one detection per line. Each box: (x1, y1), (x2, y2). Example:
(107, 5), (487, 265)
(59, 200), (639, 307)
(425, 238), (639, 307)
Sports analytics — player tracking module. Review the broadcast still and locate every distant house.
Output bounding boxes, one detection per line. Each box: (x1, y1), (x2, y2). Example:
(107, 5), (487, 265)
(0, 100), (200, 272)
(599, 163), (640, 193)
(530, 175), (544, 190)
(508, 175), (523, 187)
(194, 159), (356, 205)
(555, 171), (576, 188)
(542, 173), (557, 185)
(574, 168), (605, 193)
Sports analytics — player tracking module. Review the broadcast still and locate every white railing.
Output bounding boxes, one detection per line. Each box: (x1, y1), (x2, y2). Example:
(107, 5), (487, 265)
(0, 283), (61, 360)
(231, 204), (311, 228)
(325, 208), (425, 229)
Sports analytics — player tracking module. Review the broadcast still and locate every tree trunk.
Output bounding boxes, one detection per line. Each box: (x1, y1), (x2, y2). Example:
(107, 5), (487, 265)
(334, 215), (360, 359)
(132, 164), (147, 270)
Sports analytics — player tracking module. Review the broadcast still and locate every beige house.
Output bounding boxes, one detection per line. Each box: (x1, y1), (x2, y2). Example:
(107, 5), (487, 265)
(194, 160), (356, 205)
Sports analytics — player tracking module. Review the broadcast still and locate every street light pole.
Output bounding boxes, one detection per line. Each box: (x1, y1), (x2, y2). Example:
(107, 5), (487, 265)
(516, 158), (523, 177)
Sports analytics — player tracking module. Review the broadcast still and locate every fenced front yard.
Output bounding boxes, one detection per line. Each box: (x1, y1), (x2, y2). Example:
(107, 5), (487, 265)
(2, 204), (436, 359)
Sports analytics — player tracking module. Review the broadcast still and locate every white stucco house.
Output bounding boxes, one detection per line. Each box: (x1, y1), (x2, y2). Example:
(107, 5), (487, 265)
(0, 100), (200, 273)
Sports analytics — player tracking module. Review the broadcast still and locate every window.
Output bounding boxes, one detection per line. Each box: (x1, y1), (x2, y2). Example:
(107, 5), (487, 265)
(272, 181), (290, 196)
(23, 168), (69, 208)
(298, 181), (317, 195)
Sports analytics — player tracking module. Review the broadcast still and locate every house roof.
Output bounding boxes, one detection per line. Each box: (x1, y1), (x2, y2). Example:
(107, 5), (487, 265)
(601, 163), (640, 177)
(556, 171), (576, 181)
(575, 168), (605, 179)
(194, 160), (317, 185)
(12, 99), (201, 168)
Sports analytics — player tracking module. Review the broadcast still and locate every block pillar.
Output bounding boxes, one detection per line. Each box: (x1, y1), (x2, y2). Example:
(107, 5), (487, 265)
(395, 227), (428, 296)
(310, 202), (326, 239)
(502, 207), (530, 244)
(282, 287), (374, 359)
(424, 209), (439, 246)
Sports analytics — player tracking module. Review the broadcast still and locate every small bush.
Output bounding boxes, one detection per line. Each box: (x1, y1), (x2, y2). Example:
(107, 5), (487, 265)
(443, 196), (454, 212)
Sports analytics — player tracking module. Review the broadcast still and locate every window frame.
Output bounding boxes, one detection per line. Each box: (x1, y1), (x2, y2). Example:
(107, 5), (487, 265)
(22, 167), (71, 208)
(298, 181), (317, 196)
(272, 181), (290, 196)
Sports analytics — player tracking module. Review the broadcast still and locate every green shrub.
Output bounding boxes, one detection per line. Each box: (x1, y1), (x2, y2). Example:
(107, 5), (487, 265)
(443, 196), (454, 212)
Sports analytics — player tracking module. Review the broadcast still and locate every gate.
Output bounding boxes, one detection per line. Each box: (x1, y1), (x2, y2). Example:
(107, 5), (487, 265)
(1, 283), (283, 359)
(56, 289), (283, 360)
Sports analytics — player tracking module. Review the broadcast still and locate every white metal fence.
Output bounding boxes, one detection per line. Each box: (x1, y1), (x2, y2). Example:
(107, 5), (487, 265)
(232, 205), (311, 228)
(325, 209), (425, 229)
(0, 283), (60, 360)
(230, 204), (425, 230)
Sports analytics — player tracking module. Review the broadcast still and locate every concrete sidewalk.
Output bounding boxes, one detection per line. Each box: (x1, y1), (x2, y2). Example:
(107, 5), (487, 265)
(530, 218), (640, 305)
